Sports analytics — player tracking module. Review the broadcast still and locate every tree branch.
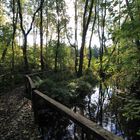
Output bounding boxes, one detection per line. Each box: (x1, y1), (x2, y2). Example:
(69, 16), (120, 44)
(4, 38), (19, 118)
(17, 0), (44, 36)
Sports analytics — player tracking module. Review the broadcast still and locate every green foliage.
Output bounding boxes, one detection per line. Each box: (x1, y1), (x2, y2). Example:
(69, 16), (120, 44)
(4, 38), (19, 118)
(83, 68), (98, 85)
(123, 98), (140, 121)
(33, 71), (95, 107)
(46, 41), (74, 70)
(121, 94), (140, 138)
(67, 79), (92, 97)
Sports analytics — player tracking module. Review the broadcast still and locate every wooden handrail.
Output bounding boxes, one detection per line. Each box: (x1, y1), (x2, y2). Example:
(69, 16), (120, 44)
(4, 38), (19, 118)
(25, 75), (36, 89)
(34, 90), (123, 140)
(25, 75), (123, 140)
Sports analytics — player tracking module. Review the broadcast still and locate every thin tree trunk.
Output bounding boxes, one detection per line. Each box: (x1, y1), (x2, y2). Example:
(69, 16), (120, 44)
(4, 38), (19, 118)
(11, 0), (18, 72)
(22, 37), (29, 72)
(88, 5), (97, 68)
(45, 1), (49, 68)
(40, 0), (44, 70)
(54, 0), (60, 72)
(78, 0), (94, 77)
(74, 0), (78, 74)
(97, 0), (107, 81)
(55, 25), (60, 72)
(33, 25), (37, 64)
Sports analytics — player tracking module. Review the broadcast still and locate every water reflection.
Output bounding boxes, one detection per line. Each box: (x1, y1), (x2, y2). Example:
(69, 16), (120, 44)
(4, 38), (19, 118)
(73, 84), (126, 139)
(38, 84), (127, 140)
(89, 85), (124, 137)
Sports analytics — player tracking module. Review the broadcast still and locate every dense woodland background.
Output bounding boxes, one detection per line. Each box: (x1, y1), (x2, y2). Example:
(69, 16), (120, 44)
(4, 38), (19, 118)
(0, 0), (140, 139)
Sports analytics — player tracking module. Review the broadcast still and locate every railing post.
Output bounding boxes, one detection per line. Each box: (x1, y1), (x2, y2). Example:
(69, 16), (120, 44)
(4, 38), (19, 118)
(32, 90), (38, 123)
(25, 77), (30, 99)
(25, 75), (37, 123)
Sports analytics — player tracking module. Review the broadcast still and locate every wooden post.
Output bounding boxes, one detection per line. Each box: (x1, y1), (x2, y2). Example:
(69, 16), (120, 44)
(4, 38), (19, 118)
(32, 90), (38, 123)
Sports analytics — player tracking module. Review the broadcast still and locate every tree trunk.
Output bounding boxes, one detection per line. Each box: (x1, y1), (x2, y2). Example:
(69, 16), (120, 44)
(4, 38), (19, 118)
(22, 36), (29, 72)
(55, 25), (60, 72)
(74, 0), (78, 74)
(11, 0), (18, 72)
(78, 34), (86, 77)
(45, 1), (49, 68)
(88, 5), (97, 68)
(77, 0), (94, 77)
(40, 0), (44, 70)
(54, 0), (60, 72)
(97, 0), (106, 81)
(33, 25), (37, 64)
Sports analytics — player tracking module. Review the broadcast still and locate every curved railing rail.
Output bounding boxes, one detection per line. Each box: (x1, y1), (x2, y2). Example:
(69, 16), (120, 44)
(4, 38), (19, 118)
(25, 74), (123, 140)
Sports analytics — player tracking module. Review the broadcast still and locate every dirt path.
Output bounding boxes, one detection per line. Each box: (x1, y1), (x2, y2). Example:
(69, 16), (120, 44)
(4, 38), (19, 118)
(0, 86), (42, 140)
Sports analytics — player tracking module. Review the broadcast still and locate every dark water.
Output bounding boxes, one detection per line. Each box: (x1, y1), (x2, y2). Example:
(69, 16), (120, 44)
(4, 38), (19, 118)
(37, 86), (129, 140)
(89, 87), (124, 137)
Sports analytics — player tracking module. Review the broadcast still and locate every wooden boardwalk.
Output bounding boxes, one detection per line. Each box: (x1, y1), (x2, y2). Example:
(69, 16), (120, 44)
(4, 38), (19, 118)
(25, 74), (123, 140)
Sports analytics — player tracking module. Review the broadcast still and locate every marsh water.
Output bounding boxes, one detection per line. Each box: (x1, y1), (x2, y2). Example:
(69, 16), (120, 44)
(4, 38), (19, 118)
(39, 85), (128, 140)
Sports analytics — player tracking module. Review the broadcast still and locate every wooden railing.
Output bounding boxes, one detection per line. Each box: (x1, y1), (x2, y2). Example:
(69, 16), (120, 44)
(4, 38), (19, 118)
(25, 74), (123, 140)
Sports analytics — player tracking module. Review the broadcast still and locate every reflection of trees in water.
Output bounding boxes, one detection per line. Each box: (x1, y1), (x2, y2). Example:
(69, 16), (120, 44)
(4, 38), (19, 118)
(37, 83), (139, 139)
(88, 82), (139, 139)
(97, 81), (104, 126)
(86, 82), (125, 138)
(109, 92), (140, 139)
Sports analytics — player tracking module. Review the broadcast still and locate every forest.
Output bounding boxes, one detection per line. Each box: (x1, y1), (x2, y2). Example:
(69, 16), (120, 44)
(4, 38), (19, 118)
(0, 0), (140, 139)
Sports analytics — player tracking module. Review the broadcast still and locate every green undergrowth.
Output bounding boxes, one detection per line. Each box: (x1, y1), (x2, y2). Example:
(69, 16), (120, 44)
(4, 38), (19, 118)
(33, 70), (98, 107)
(0, 73), (24, 94)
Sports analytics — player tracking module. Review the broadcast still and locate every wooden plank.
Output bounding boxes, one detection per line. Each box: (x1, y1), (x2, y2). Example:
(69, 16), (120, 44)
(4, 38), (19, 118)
(34, 90), (123, 140)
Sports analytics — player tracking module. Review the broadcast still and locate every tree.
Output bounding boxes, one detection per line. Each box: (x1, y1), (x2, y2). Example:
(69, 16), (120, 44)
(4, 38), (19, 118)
(54, 0), (60, 72)
(74, 0), (78, 73)
(65, 0), (78, 74)
(97, 0), (107, 81)
(39, 0), (45, 70)
(54, 0), (66, 72)
(11, 0), (18, 72)
(17, 0), (42, 72)
(77, 0), (94, 77)
(88, 4), (97, 68)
